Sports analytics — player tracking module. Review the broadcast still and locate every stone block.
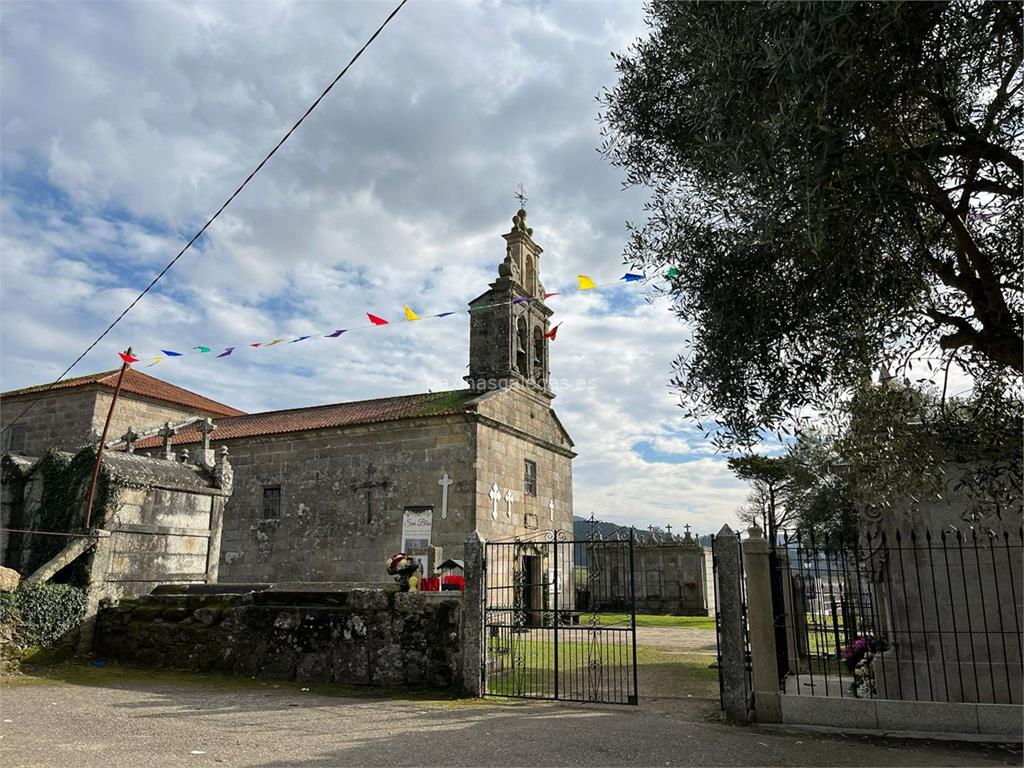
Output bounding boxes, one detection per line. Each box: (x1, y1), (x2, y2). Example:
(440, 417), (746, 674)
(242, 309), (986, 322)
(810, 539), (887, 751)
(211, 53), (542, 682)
(875, 699), (979, 734)
(345, 589), (390, 611)
(779, 694), (878, 730)
(977, 704), (1024, 736)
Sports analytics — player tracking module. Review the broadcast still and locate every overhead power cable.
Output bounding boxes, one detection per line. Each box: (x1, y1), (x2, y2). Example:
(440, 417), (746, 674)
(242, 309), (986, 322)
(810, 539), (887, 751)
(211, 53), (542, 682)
(1, 0), (410, 436)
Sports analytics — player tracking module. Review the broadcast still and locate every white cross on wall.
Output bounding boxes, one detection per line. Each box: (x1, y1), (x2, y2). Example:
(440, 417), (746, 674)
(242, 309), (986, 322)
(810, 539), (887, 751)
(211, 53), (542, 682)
(504, 489), (515, 520)
(438, 472), (453, 520)
(489, 483), (501, 520)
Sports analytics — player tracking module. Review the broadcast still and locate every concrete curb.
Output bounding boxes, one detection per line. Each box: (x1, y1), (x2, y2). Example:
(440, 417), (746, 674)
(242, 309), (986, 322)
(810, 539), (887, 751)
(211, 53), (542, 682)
(755, 723), (1024, 746)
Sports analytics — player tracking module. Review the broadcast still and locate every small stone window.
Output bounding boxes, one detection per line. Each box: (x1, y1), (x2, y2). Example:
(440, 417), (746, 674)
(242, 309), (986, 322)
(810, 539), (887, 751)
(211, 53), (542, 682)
(524, 459), (537, 497)
(6, 424), (27, 453)
(262, 486), (281, 519)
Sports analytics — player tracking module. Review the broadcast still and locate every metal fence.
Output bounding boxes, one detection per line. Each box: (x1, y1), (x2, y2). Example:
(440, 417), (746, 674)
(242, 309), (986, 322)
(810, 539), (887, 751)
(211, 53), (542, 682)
(773, 526), (1023, 704)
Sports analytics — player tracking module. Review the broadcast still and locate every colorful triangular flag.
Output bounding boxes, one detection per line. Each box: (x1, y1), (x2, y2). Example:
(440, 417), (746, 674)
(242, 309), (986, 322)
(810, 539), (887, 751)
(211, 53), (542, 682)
(265, 339), (284, 347)
(217, 347), (235, 358)
(404, 306), (420, 321)
(513, 297), (532, 305)
(433, 312), (455, 319)
(622, 273), (645, 282)
(250, 342), (262, 348)
(290, 336), (312, 343)
(193, 346), (211, 354)
(161, 349), (183, 357)
(325, 329), (347, 338)
(543, 292), (559, 299)
(577, 275), (596, 290)
(544, 323), (562, 340)
(666, 267), (680, 279)
(367, 313), (389, 326)
(145, 357), (164, 368)
(118, 352), (140, 364)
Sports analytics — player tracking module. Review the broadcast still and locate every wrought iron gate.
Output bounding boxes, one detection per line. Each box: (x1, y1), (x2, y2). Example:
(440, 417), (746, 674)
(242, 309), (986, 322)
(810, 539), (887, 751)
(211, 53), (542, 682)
(483, 530), (639, 704)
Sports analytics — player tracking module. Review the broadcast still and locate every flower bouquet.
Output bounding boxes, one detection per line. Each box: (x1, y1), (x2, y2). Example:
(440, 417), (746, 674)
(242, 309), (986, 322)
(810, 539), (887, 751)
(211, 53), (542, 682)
(386, 553), (421, 592)
(841, 634), (888, 698)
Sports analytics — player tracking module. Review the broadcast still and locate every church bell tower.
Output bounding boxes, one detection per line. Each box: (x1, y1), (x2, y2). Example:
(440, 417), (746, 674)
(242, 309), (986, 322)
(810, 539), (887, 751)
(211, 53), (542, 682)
(466, 208), (554, 400)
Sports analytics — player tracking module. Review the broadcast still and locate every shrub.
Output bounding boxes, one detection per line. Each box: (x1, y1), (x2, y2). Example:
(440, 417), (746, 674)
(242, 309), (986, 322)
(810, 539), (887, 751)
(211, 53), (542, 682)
(0, 583), (87, 647)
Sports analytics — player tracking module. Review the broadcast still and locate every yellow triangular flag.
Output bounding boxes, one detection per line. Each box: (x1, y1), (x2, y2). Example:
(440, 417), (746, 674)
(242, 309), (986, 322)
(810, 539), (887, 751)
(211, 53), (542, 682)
(266, 339), (284, 346)
(577, 274), (597, 290)
(145, 357), (164, 368)
(404, 306), (420, 321)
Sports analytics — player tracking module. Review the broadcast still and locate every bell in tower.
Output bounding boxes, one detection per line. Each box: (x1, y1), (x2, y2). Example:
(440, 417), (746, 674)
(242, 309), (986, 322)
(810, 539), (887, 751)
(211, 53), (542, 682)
(466, 208), (554, 400)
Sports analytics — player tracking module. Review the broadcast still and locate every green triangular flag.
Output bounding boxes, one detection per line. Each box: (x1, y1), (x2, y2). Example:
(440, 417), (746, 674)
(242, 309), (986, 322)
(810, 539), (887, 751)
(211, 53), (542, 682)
(666, 267), (680, 279)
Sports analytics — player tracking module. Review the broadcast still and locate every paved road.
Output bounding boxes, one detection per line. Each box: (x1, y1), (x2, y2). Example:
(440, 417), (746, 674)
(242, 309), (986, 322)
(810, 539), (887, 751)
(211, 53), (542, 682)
(1, 673), (1019, 768)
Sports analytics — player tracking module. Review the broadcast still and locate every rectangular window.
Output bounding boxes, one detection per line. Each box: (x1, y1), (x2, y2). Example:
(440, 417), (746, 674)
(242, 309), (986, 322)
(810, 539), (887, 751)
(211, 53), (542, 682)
(7, 424), (27, 453)
(524, 459), (537, 496)
(261, 486), (281, 519)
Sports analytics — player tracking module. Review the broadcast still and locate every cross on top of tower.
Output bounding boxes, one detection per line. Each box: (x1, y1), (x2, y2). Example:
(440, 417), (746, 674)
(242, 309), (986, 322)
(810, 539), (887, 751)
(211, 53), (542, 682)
(515, 181), (527, 208)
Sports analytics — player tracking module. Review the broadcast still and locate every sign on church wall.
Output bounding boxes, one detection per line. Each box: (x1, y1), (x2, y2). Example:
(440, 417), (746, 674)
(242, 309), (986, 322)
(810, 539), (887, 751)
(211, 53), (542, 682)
(402, 506), (433, 575)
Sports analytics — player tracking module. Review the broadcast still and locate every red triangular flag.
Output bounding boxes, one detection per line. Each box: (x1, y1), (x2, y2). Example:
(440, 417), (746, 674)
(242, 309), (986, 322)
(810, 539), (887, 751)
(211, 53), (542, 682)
(543, 292), (559, 299)
(250, 342), (262, 348)
(118, 352), (140, 364)
(544, 323), (562, 340)
(367, 313), (389, 326)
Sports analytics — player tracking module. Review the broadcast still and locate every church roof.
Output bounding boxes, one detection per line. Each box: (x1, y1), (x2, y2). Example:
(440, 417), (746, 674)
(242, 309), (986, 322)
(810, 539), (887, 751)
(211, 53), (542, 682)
(131, 389), (480, 448)
(1, 369), (244, 417)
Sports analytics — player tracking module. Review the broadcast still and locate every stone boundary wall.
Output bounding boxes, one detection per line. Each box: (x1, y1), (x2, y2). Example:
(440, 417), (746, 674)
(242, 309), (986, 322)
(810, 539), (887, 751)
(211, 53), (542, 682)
(94, 587), (464, 689)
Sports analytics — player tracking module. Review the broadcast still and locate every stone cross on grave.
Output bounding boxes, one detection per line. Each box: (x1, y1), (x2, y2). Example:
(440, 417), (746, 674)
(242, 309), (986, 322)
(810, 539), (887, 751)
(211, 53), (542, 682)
(684, 523), (692, 537)
(665, 523), (673, 537)
(197, 418), (217, 451)
(352, 464), (392, 525)
(504, 489), (515, 520)
(488, 483), (501, 520)
(438, 472), (453, 520)
(157, 422), (177, 461)
(120, 426), (139, 454)
(548, 498), (555, 522)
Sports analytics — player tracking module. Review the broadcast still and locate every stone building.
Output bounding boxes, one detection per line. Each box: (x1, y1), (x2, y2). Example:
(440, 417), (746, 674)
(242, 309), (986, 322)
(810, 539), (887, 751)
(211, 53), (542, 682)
(0, 369), (244, 457)
(1, 208), (575, 586)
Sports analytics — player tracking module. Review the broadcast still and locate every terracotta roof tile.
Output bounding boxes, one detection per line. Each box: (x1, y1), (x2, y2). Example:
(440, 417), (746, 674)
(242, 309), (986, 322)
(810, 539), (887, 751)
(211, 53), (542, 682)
(131, 389), (479, 448)
(2, 369), (244, 417)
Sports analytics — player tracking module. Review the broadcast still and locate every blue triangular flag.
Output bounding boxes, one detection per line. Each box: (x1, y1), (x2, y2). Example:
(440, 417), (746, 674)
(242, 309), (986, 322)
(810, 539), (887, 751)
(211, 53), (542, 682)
(325, 329), (347, 338)
(290, 335), (312, 343)
(434, 312), (455, 318)
(216, 347), (235, 358)
(622, 273), (645, 282)
(161, 349), (183, 357)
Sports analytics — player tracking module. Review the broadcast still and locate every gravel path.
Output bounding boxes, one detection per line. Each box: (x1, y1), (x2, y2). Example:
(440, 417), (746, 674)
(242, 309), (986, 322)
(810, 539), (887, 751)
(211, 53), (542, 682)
(1, 671), (1019, 768)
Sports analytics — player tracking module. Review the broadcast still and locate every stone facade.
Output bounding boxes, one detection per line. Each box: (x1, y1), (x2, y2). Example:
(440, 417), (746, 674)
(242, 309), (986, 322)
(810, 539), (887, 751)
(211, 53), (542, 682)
(94, 586), (464, 689)
(2, 208), (576, 592)
(1, 380), (239, 457)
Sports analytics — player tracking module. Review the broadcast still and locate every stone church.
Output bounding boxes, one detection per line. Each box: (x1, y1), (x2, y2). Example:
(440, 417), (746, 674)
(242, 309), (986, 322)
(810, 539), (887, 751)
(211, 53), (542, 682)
(1, 209), (575, 584)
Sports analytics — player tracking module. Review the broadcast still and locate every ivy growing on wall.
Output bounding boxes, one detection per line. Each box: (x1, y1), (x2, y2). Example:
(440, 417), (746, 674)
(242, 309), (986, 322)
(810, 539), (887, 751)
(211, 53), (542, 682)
(0, 583), (87, 647)
(21, 447), (122, 583)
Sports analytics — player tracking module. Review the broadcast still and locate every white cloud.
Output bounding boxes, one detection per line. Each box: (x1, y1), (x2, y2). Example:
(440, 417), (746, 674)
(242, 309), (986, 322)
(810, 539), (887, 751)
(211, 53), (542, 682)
(1, 0), (751, 532)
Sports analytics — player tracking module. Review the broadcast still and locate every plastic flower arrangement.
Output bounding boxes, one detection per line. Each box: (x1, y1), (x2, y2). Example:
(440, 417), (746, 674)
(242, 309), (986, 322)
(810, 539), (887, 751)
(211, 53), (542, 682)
(386, 553), (421, 592)
(841, 635), (888, 698)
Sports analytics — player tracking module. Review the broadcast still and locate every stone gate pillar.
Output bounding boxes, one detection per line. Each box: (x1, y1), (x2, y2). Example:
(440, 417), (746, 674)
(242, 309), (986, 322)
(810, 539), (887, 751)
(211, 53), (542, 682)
(715, 525), (749, 723)
(461, 530), (484, 696)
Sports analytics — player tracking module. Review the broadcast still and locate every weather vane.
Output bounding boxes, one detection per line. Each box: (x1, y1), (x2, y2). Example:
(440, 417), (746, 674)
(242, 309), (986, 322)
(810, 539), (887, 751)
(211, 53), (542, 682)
(515, 181), (527, 208)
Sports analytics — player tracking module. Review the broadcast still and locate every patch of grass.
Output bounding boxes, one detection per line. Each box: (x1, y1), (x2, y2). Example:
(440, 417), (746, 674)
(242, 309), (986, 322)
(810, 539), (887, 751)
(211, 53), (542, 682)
(579, 612), (717, 630)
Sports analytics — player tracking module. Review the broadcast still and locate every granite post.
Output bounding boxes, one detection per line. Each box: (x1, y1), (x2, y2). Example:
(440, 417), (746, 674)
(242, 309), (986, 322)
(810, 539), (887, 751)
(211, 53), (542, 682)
(744, 524), (781, 723)
(715, 525), (749, 723)
(461, 530), (484, 696)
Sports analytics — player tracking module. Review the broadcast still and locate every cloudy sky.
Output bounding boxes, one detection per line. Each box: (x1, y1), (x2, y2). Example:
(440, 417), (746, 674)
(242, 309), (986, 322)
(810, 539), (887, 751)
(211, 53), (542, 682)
(1, 0), (750, 533)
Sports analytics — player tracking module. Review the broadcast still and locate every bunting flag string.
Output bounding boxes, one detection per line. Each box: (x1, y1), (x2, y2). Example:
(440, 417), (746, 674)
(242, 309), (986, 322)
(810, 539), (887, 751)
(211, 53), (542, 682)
(123, 268), (677, 368)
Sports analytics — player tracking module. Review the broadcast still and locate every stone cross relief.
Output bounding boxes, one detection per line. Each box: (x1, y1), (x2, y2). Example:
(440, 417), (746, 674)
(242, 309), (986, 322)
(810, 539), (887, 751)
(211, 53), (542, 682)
(488, 483), (501, 520)
(548, 498), (555, 522)
(504, 489), (515, 521)
(438, 472), (453, 520)
(157, 422), (177, 461)
(351, 464), (392, 525)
